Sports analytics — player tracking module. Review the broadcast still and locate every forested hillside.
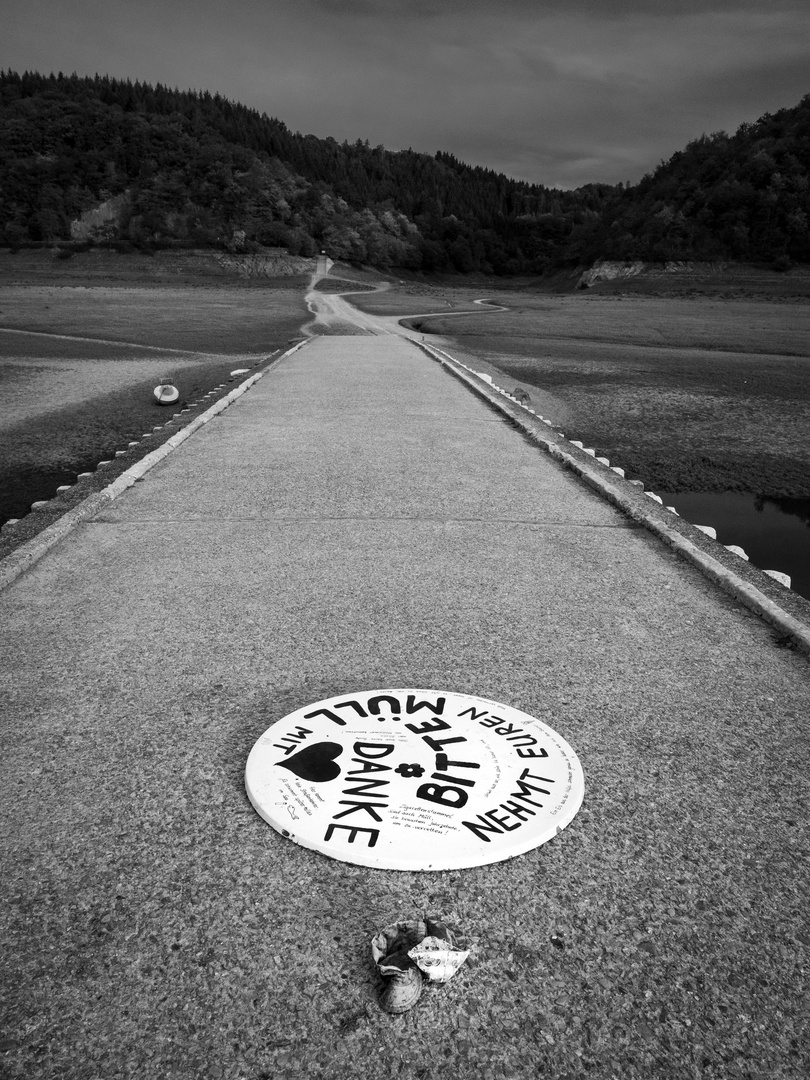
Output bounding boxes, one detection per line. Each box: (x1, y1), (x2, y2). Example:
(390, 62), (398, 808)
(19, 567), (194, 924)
(571, 96), (810, 267)
(1, 71), (808, 273)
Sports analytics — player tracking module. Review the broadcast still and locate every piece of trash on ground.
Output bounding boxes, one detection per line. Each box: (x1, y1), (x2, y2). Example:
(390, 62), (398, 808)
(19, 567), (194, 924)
(408, 934), (470, 983)
(371, 917), (471, 1013)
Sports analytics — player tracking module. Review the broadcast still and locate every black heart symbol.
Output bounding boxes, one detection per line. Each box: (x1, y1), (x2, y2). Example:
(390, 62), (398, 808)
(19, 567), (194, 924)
(277, 742), (343, 783)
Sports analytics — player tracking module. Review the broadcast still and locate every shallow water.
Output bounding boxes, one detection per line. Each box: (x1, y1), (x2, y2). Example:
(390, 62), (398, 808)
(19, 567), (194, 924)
(657, 490), (810, 602)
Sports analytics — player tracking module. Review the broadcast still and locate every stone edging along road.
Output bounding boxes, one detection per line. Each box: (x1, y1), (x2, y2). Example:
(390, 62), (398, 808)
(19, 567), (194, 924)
(0, 341), (307, 593)
(411, 336), (810, 659)
(2, 330), (809, 659)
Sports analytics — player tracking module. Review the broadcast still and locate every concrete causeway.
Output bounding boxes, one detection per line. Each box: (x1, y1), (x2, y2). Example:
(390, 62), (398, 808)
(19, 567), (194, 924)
(2, 332), (809, 1079)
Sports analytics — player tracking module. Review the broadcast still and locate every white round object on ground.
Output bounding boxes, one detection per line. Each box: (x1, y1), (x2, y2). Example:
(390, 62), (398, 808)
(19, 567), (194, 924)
(154, 384), (179, 405)
(245, 689), (584, 870)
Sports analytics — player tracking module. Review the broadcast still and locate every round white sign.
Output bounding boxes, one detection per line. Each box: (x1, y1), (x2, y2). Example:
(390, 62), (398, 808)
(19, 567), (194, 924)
(245, 689), (584, 871)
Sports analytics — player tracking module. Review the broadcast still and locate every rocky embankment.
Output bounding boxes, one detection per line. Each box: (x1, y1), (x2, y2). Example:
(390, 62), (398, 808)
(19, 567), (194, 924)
(214, 251), (316, 278)
(0, 247), (316, 284)
(577, 259), (810, 296)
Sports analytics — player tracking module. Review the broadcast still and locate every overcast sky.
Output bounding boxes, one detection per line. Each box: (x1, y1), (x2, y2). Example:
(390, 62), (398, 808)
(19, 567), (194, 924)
(2, 0), (808, 189)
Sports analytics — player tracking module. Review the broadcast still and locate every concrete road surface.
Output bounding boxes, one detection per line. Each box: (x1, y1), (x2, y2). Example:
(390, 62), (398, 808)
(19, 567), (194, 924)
(1, 333), (808, 1080)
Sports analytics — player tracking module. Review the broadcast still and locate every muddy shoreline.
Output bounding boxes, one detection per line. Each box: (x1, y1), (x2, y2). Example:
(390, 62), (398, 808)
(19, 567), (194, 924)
(351, 289), (810, 501)
(0, 276), (308, 553)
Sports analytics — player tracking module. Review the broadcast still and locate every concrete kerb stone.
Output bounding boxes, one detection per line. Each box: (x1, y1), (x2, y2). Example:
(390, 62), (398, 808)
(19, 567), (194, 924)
(0, 342), (308, 593)
(415, 338), (810, 657)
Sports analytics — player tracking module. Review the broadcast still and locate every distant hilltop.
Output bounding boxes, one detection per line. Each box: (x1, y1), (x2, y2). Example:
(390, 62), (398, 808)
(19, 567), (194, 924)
(1, 71), (808, 275)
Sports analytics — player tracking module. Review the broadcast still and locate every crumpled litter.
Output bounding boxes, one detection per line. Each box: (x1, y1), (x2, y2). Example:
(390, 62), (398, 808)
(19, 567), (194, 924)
(371, 917), (470, 986)
(408, 934), (470, 983)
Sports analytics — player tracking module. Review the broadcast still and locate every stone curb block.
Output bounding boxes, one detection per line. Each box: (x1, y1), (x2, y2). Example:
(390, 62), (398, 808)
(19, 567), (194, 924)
(414, 337), (810, 657)
(0, 344), (305, 593)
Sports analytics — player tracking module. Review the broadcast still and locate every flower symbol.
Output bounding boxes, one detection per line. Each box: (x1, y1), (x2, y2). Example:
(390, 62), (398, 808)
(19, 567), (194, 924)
(395, 763), (425, 778)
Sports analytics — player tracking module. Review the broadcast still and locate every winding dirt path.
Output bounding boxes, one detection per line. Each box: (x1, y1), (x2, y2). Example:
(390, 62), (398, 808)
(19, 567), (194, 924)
(302, 269), (507, 337)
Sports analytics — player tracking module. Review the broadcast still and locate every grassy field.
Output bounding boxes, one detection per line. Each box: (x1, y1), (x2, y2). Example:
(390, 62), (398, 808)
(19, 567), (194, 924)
(353, 286), (810, 500)
(353, 281), (497, 316)
(0, 282), (307, 531)
(0, 284), (306, 353)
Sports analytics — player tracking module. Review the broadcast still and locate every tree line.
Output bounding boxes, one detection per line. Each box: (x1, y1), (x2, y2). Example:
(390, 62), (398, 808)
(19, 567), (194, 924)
(1, 70), (808, 273)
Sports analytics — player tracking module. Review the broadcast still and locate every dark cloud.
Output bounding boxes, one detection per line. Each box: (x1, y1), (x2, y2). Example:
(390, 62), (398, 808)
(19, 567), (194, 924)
(309, 0), (803, 13)
(2, 0), (808, 188)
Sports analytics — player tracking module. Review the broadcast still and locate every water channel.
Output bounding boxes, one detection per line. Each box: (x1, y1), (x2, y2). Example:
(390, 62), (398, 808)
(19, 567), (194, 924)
(657, 490), (810, 602)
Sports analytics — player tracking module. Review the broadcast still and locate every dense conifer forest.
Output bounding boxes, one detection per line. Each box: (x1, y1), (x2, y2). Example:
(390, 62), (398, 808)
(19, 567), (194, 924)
(1, 71), (808, 273)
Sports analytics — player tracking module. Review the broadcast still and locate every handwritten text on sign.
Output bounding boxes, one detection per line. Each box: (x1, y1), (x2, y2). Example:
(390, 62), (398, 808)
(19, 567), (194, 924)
(245, 690), (584, 871)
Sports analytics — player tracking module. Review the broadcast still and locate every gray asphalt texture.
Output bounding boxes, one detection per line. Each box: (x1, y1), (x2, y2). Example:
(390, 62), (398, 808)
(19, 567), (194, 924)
(2, 333), (808, 1080)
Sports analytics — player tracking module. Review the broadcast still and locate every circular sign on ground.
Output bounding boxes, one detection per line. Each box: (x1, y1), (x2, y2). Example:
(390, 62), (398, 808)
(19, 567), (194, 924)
(245, 689), (584, 871)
